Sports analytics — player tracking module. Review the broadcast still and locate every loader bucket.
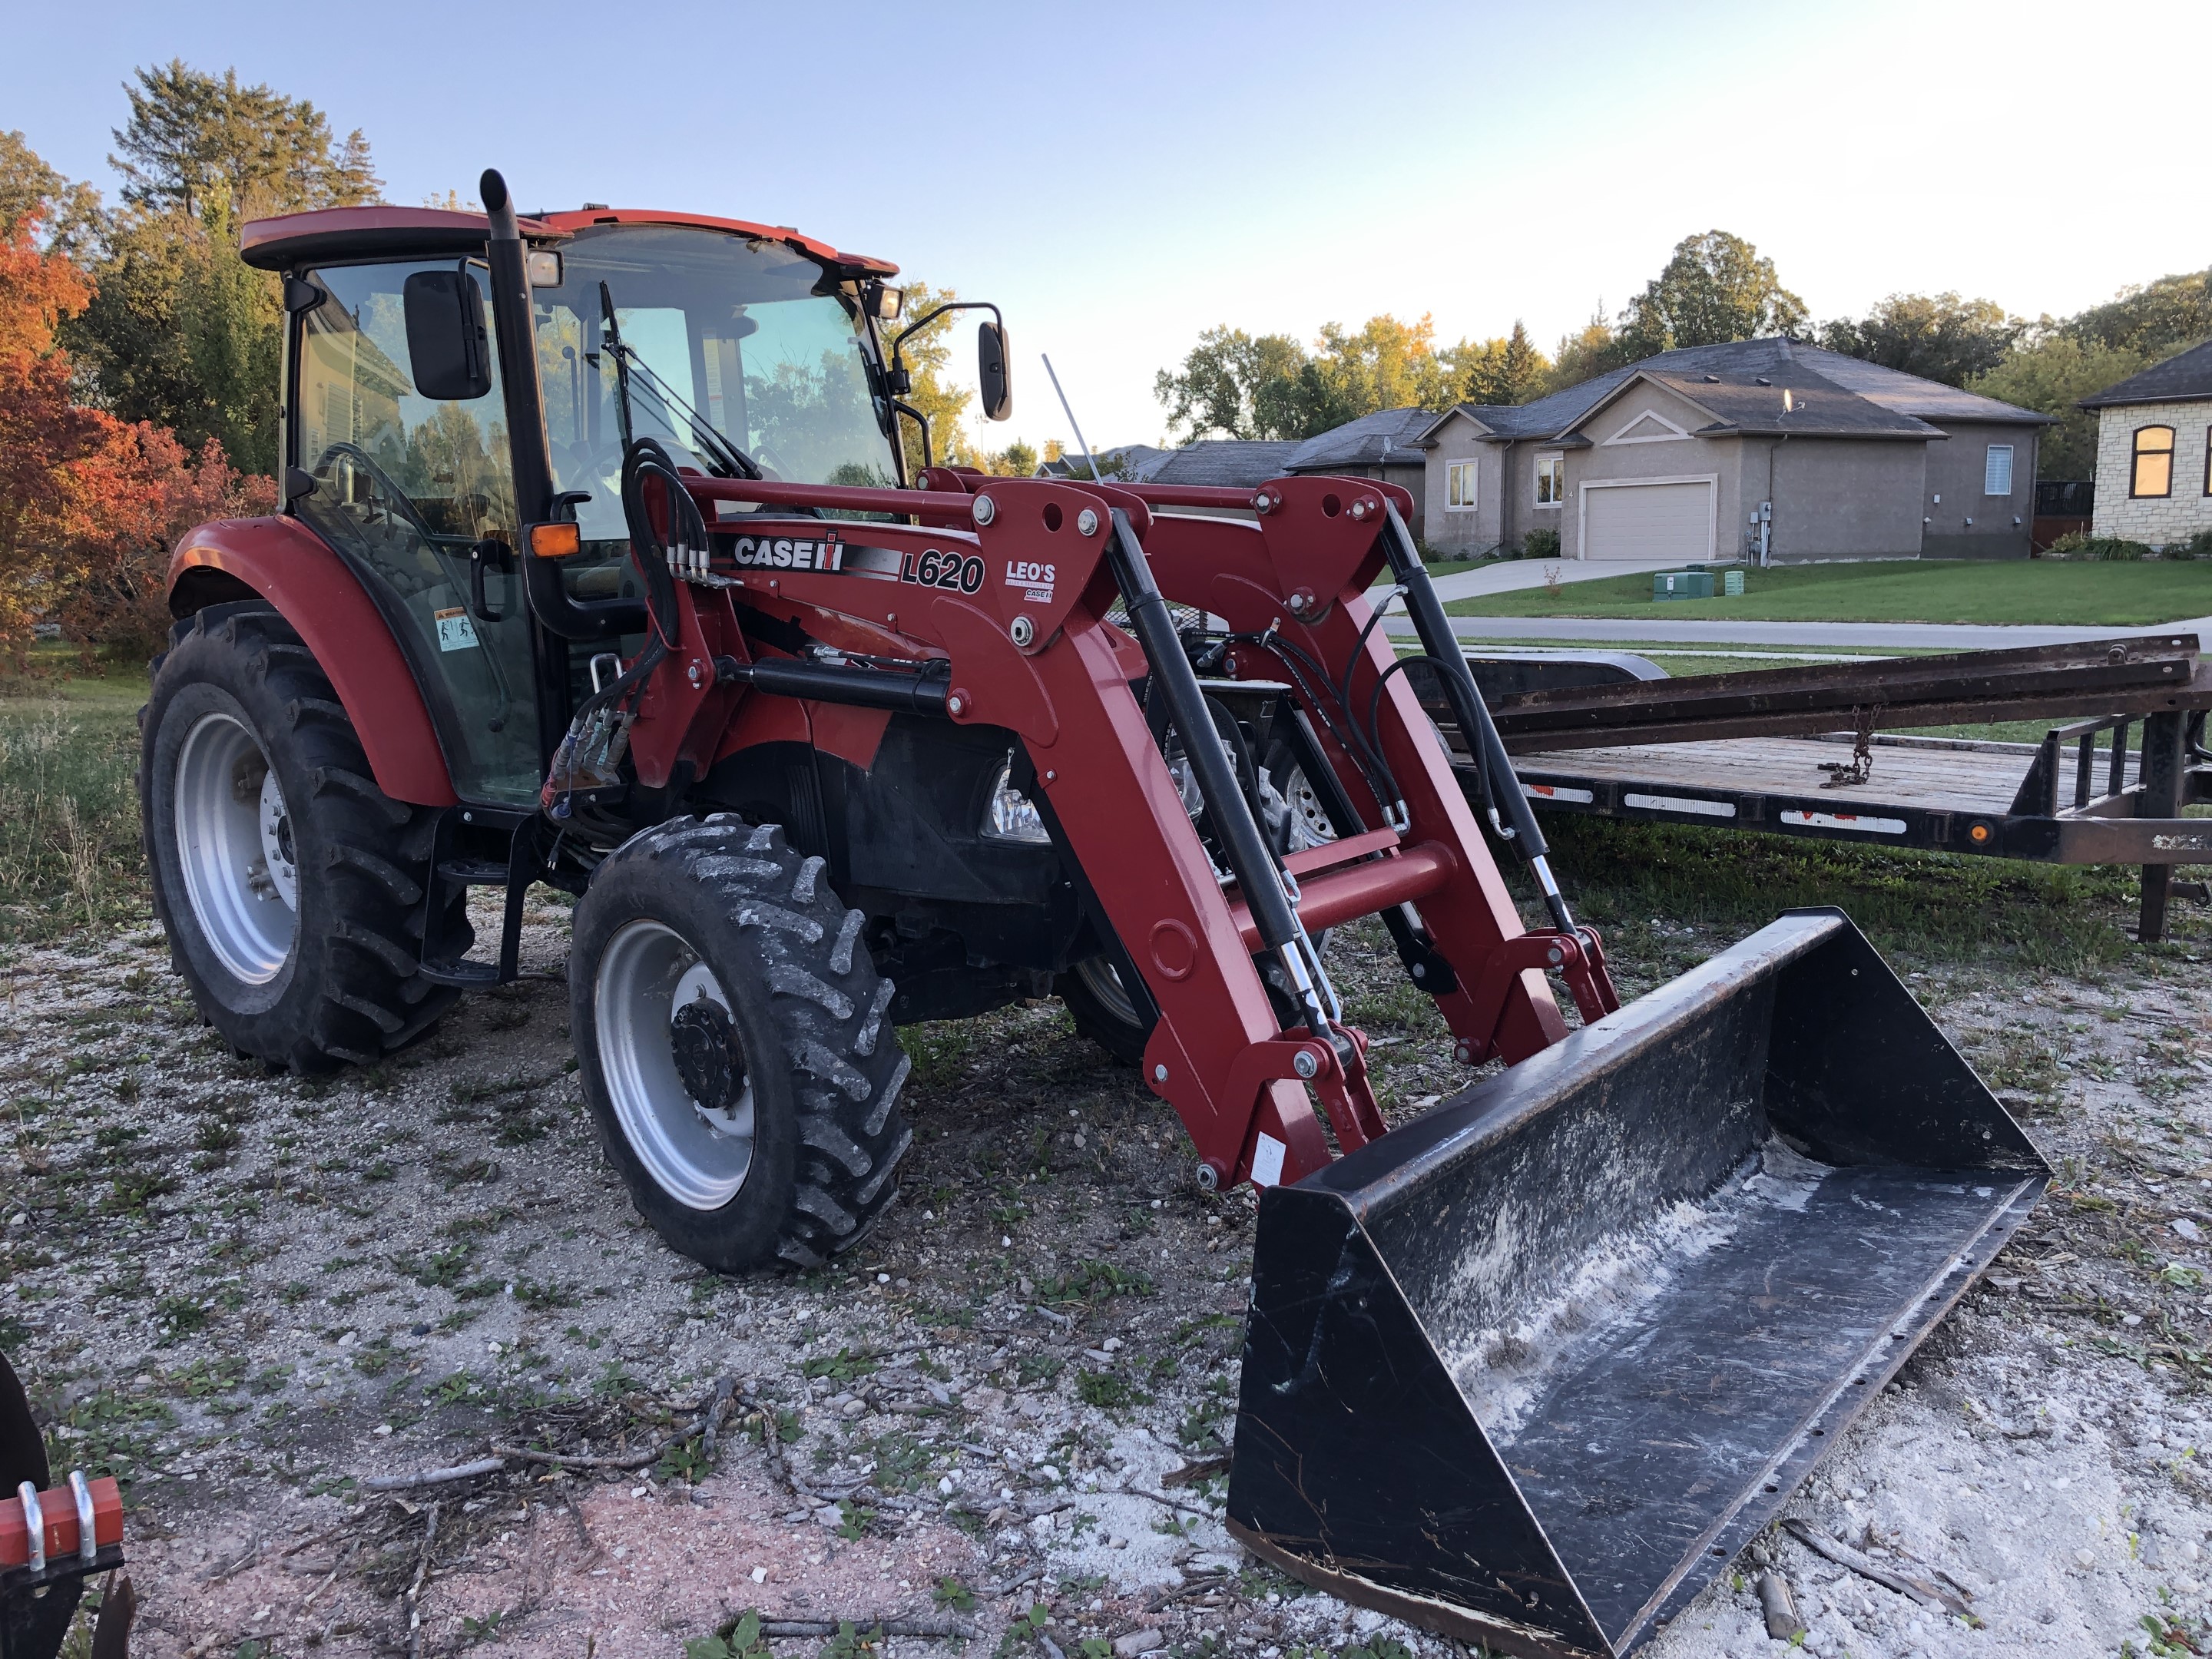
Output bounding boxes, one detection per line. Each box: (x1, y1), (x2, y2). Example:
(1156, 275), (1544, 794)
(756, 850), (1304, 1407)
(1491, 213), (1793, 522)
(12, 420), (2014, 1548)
(1225, 909), (2045, 1659)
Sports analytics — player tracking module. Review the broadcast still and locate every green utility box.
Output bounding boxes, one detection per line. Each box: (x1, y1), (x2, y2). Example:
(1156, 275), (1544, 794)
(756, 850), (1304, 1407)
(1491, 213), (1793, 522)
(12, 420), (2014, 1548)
(1653, 569), (1715, 601)
(1724, 568), (1745, 596)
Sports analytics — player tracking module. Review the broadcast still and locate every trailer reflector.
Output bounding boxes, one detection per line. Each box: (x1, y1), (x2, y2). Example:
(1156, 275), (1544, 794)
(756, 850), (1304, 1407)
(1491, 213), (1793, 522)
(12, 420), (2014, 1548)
(1781, 809), (1907, 834)
(1623, 791), (1734, 818)
(1523, 783), (1594, 804)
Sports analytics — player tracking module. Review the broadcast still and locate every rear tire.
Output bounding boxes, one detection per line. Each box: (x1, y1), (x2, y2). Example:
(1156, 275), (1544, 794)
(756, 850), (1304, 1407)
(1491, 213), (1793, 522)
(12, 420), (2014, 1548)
(570, 816), (912, 1272)
(139, 601), (465, 1071)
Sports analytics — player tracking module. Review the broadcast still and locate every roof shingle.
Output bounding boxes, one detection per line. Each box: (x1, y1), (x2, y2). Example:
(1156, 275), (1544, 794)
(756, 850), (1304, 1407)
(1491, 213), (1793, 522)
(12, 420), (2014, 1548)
(2076, 339), (2212, 409)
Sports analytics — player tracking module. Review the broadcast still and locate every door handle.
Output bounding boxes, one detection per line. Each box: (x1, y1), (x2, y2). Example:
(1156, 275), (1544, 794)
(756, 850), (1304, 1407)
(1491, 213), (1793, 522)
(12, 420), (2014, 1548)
(470, 538), (512, 624)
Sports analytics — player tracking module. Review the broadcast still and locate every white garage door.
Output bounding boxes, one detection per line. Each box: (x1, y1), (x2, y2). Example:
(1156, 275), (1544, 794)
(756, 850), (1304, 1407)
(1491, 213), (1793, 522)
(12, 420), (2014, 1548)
(1584, 481), (1714, 561)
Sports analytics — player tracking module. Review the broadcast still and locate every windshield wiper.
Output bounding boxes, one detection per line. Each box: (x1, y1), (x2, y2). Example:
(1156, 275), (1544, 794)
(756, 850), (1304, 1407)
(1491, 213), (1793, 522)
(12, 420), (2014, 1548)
(598, 281), (763, 481)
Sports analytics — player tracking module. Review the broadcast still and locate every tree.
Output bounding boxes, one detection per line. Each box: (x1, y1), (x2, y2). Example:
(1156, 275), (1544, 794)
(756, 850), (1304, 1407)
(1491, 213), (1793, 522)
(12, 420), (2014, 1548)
(2064, 270), (2212, 359)
(1153, 326), (1310, 440)
(1818, 292), (2023, 387)
(1446, 321), (1551, 406)
(0, 132), (102, 254)
(0, 210), (269, 662)
(1968, 330), (2149, 481)
(1549, 305), (1623, 391)
(110, 58), (381, 217)
(65, 188), (282, 475)
(883, 282), (979, 475)
(1306, 313), (1458, 426)
(1615, 230), (1807, 359)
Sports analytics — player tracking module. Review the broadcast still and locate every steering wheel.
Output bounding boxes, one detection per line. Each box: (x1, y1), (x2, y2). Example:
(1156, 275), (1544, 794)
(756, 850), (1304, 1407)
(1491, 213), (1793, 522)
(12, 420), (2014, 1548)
(310, 442), (465, 548)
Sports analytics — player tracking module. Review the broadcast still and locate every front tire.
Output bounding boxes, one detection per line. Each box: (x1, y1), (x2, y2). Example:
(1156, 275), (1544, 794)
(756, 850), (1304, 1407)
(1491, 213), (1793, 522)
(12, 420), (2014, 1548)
(140, 602), (464, 1071)
(1058, 955), (1154, 1067)
(571, 816), (912, 1271)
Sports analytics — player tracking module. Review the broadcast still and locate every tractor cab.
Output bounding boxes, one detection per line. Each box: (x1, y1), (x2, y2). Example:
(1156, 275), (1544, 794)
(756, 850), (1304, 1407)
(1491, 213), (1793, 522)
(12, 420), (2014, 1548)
(242, 204), (925, 809)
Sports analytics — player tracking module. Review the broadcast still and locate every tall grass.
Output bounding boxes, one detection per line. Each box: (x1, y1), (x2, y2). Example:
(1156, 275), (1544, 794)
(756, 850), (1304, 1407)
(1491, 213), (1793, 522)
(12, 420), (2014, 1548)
(0, 674), (149, 946)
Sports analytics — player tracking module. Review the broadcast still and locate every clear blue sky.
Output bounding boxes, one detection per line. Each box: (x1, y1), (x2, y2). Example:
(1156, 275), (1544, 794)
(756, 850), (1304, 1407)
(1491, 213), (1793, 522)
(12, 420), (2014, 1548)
(10, 0), (2208, 455)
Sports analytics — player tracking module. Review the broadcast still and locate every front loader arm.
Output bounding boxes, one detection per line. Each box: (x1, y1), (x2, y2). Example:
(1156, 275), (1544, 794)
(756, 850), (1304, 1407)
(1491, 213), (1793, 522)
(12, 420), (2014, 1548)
(584, 467), (1604, 1190)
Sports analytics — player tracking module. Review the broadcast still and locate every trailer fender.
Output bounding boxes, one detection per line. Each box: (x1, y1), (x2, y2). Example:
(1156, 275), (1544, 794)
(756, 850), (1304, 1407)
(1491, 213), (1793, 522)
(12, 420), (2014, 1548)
(168, 517), (458, 806)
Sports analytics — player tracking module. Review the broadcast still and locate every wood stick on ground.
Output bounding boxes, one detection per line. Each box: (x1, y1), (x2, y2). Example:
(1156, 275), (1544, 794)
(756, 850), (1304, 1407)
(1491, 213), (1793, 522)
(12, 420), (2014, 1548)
(700, 1374), (739, 1464)
(1111, 1485), (1217, 1523)
(491, 1435), (684, 1472)
(984, 1564), (1043, 1598)
(361, 1455), (509, 1492)
(1160, 1456), (1230, 1489)
(402, 1502), (440, 1659)
(1147, 1568), (1233, 1612)
(1782, 1519), (1976, 1621)
(758, 1618), (979, 1639)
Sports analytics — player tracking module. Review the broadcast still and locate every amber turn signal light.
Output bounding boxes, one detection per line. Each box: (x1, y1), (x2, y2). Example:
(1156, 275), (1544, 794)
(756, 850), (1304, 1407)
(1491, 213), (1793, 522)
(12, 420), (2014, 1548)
(528, 522), (581, 558)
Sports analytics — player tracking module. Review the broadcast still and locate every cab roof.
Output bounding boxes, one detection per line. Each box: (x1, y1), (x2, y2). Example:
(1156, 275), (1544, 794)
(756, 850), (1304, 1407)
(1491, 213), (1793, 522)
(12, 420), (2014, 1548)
(238, 204), (898, 280)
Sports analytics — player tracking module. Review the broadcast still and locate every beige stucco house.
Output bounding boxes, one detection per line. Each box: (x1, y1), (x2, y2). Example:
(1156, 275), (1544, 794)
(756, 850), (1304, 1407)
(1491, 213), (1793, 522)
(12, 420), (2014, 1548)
(2078, 340), (2212, 545)
(1419, 339), (2048, 562)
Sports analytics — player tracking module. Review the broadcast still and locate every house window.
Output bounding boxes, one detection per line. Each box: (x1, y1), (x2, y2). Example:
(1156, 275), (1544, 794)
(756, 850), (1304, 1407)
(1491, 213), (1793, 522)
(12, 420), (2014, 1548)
(2132, 426), (2174, 498)
(1445, 459), (1478, 511)
(1984, 444), (2014, 496)
(1535, 452), (1565, 506)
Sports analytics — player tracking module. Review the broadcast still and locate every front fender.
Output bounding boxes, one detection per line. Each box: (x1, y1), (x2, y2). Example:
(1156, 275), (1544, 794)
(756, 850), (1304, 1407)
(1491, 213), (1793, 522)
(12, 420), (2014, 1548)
(170, 517), (459, 806)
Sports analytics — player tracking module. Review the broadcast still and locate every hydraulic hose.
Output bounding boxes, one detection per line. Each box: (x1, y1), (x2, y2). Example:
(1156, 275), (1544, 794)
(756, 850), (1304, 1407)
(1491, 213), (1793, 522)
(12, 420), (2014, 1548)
(1376, 500), (1578, 935)
(1105, 508), (1338, 1032)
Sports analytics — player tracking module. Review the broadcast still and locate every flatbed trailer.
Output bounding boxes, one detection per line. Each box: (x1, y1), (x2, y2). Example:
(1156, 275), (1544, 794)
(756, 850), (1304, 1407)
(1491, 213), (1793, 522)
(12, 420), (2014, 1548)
(1426, 637), (2212, 941)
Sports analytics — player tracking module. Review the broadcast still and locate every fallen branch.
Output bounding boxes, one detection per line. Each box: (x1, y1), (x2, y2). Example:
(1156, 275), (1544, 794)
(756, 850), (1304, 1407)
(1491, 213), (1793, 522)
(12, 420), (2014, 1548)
(402, 1502), (440, 1659)
(984, 1565), (1042, 1598)
(1147, 1568), (1232, 1612)
(1111, 1486), (1217, 1524)
(1161, 1456), (1230, 1489)
(700, 1375), (739, 1465)
(200, 1535), (262, 1583)
(1781, 1520), (1977, 1622)
(492, 1436), (681, 1472)
(361, 1456), (508, 1493)
(758, 1617), (978, 1640)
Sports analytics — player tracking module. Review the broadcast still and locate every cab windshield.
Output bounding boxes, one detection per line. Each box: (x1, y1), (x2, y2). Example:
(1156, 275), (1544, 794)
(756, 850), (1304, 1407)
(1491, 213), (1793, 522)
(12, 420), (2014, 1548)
(533, 224), (898, 544)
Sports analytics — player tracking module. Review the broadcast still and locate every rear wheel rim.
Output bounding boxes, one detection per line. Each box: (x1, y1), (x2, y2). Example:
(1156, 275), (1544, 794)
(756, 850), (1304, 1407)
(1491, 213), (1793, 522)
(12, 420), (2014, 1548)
(596, 919), (755, 1210)
(174, 711), (297, 984)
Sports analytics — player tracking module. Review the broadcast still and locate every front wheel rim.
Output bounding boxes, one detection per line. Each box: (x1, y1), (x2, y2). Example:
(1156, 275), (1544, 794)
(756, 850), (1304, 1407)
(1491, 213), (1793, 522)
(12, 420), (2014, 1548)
(1072, 955), (1143, 1028)
(174, 711), (297, 984)
(595, 919), (756, 1210)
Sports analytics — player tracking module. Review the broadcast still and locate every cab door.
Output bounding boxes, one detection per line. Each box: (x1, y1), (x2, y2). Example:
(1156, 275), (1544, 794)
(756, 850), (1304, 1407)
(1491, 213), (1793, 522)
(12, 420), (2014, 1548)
(288, 258), (542, 808)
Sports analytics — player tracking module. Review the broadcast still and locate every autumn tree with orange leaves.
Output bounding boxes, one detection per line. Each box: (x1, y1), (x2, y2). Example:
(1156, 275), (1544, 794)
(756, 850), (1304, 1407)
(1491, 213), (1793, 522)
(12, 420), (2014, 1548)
(0, 210), (271, 665)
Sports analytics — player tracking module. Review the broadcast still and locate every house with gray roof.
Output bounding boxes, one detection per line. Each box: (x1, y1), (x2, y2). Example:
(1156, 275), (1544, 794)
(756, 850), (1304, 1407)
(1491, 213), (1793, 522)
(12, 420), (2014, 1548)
(1419, 338), (2051, 563)
(2078, 339), (2212, 546)
(1280, 409), (1435, 536)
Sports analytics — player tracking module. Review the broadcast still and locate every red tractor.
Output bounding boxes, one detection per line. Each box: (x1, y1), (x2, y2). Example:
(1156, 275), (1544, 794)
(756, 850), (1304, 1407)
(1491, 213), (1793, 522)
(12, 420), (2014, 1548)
(144, 171), (2042, 1657)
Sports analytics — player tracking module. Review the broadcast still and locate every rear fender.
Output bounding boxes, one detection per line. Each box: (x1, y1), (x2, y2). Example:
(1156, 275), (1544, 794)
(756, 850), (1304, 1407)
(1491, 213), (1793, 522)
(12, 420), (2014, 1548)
(169, 518), (458, 806)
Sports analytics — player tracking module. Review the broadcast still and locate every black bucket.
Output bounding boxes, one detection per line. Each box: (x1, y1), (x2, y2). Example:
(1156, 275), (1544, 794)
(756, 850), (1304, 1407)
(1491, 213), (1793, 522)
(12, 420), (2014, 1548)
(1226, 909), (2045, 1659)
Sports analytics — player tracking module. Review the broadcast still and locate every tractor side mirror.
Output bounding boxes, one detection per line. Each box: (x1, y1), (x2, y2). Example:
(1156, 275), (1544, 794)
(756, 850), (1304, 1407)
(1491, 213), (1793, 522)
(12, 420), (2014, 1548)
(403, 269), (492, 402)
(978, 320), (1012, 422)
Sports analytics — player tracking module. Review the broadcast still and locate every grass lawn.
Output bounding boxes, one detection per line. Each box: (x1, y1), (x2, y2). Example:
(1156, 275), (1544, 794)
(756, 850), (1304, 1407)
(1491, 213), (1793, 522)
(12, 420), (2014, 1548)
(1445, 558), (2212, 625)
(0, 651), (150, 946)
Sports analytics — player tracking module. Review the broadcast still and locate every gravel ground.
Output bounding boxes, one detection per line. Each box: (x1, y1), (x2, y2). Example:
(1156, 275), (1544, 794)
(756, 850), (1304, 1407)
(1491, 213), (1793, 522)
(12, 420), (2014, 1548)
(3, 890), (2209, 1659)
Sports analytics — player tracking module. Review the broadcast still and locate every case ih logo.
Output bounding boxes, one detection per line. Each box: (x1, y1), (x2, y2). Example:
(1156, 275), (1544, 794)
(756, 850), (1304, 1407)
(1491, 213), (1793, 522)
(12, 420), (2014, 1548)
(731, 534), (844, 572)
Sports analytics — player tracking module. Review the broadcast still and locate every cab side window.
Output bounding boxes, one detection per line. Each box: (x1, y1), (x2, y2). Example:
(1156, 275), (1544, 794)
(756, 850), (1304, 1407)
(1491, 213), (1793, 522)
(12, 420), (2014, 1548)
(292, 260), (541, 807)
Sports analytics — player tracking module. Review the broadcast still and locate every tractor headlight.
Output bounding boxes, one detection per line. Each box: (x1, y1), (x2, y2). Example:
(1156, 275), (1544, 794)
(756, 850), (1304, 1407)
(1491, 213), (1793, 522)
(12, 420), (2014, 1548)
(982, 760), (1052, 845)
